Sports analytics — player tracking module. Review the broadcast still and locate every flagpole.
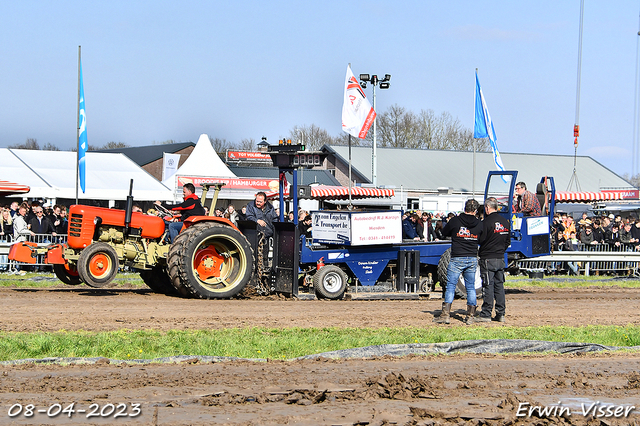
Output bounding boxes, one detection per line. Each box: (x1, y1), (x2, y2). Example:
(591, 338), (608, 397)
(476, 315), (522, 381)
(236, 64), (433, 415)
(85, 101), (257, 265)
(472, 68), (477, 199)
(347, 63), (353, 210)
(348, 134), (353, 209)
(75, 46), (81, 205)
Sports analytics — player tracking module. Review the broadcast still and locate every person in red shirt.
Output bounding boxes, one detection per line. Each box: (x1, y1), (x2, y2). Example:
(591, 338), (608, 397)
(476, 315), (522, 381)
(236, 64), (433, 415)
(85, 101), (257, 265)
(155, 183), (205, 242)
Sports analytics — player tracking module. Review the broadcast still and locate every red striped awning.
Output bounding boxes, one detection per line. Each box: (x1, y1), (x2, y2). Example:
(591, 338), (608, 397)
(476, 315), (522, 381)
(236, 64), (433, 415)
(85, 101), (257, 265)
(555, 191), (622, 202)
(267, 185), (394, 200)
(311, 186), (394, 199)
(0, 180), (30, 195)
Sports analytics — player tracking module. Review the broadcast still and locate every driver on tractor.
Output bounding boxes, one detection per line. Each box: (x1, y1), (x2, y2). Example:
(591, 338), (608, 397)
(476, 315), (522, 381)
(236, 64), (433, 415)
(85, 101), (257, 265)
(155, 183), (205, 243)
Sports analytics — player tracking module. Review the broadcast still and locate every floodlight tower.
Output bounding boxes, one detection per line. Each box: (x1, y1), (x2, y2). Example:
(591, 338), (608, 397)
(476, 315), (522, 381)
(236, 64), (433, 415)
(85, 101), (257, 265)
(359, 73), (390, 187)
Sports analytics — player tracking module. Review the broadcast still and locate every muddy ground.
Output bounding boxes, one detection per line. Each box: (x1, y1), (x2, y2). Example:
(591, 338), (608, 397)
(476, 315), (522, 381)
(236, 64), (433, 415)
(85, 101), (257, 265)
(0, 284), (639, 425)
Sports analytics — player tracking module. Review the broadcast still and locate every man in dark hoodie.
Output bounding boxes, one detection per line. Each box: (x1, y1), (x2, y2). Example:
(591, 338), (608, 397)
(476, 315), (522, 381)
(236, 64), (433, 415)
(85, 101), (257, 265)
(476, 197), (511, 323)
(435, 199), (482, 325)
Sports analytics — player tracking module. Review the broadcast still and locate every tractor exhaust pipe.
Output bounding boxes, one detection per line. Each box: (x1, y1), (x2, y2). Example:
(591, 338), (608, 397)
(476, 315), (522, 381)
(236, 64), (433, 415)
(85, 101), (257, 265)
(124, 179), (134, 236)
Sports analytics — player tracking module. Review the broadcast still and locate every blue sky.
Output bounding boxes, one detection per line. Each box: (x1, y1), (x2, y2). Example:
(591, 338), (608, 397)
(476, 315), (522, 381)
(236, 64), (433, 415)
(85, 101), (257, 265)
(1, 1), (639, 179)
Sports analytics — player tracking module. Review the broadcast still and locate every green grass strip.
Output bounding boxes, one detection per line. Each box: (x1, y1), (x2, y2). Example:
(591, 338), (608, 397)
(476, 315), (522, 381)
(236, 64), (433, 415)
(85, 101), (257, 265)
(0, 325), (637, 361)
(505, 275), (640, 288)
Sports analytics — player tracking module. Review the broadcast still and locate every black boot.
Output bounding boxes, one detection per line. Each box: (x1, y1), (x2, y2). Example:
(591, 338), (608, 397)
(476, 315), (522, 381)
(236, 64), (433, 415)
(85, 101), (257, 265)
(464, 305), (477, 325)
(434, 302), (451, 324)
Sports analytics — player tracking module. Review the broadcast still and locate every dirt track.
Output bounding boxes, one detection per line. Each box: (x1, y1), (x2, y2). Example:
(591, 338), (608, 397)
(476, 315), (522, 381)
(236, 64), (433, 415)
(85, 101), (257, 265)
(0, 284), (639, 425)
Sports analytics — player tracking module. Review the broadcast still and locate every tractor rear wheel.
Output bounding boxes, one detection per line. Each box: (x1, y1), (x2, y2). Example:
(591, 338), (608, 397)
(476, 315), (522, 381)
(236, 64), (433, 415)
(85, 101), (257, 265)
(313, 265), (348, 300)
(168, 223), (253, 299)
(140, 264), (177, 295)
(77, 242), (119, 288)
(53, 263), (82, 285)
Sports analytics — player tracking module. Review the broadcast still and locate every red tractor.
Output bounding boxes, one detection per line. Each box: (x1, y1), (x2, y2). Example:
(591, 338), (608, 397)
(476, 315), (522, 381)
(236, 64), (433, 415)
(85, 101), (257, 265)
(9, 182), (255, 299)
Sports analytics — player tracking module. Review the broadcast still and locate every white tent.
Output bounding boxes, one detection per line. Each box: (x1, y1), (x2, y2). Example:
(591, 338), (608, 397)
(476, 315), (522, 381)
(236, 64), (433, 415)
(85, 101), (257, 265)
(162, 134), (235, 186)
(0, 148), (173, 203)
(161, 134), (239, 202)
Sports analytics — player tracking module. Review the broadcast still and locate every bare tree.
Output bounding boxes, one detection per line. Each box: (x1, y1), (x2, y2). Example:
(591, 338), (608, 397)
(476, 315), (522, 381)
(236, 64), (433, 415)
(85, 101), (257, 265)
(209, 137), (234, 154)
(374, 105), (420, 148)
(41, 142), (60, 151)
(153, 139), (178, 145)
(9, 138), (39, 150)
(288, 124), (335, 151)
(622, 173), (640, 188)
(332, 131), (369, 147)
(237, 138), (256, 151)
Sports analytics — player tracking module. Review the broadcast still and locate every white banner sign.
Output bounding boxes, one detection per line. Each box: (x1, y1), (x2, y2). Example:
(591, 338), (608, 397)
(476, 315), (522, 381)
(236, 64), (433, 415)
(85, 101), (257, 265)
(312, 212), (350, 244)
(350, 211), (402, 246)
(162, 153), (181, 182)
(527, 216), (549, 235)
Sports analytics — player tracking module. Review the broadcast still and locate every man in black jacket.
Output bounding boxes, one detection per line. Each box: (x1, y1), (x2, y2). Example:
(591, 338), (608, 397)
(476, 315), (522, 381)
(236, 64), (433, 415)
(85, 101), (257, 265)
(434, 199), (482, 325)
(28, 206), (56, 241)
(476, 197), (511, 323)
(155, 183), (205, 243)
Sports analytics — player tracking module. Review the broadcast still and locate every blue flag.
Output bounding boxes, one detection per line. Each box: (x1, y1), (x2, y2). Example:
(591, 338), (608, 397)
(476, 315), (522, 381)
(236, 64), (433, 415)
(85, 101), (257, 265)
(78, 61), (87, 193)
(474, 72), (505, 172)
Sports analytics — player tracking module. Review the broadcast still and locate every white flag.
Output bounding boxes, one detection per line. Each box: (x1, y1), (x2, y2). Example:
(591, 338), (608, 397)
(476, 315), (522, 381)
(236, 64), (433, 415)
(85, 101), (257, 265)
(162, 153), (181, 181)
(342, 65), (376, 139)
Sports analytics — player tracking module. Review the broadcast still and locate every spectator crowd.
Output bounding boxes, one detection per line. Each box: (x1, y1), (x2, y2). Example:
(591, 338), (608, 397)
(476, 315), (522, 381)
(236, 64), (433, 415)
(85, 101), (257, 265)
(0, 200), (69, 273)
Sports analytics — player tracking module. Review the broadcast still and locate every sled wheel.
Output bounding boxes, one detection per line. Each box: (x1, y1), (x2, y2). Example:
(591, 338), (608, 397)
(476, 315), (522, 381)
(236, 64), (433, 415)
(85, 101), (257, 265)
(140, 264), (178, 295)
(77, 243), (119, 288)
(53, 262), (82, 285)
(313, 265), (347, 300)
(171, 223), (253, 299)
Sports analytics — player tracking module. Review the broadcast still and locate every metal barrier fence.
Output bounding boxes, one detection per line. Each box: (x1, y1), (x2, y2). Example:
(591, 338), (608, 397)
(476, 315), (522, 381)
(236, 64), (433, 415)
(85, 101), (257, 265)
(518, 242), (640, 275)
(0, 234), (68, 272)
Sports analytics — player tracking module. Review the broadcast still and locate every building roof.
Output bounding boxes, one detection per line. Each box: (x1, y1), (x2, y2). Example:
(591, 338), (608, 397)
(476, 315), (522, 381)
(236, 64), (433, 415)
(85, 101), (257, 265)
(229, 166), (341, 186)
(95, 141), (195, 166)
(323, 145), (634, 193)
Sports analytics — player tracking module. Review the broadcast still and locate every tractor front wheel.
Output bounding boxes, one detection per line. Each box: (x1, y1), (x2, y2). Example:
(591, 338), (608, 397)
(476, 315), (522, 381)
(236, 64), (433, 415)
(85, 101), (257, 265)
(77, 243), (119, 288)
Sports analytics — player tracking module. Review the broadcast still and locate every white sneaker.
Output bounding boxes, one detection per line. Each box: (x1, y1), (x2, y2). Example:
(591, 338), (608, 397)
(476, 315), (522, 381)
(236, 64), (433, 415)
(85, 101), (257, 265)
(18, 271), (26, 276)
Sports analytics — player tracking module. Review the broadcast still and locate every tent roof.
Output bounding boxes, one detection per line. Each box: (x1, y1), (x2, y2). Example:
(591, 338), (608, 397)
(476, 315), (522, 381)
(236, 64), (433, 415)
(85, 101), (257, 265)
(162, 134), (235, 187)
(95, 142), (195, 166)
(0, 148), (173, 201)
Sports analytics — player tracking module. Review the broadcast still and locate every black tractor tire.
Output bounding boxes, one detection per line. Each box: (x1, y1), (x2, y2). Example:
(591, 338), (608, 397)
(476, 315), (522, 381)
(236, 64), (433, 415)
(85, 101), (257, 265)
(167, 228), (195, 297)
(168, 222), (254, 299)
(436, 248), (483, 300)
(313, 265), (348, 300)
(76, 242), (119, 288)
(140, 264), (178, 295)
(53, 263), (83, 285)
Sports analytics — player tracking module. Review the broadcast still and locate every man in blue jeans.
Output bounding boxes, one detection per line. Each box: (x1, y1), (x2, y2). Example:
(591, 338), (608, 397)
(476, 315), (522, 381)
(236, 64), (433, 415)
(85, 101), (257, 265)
(434, 199), (482, 325)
